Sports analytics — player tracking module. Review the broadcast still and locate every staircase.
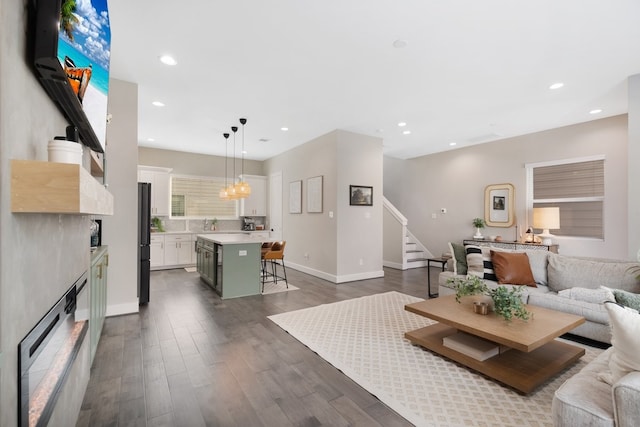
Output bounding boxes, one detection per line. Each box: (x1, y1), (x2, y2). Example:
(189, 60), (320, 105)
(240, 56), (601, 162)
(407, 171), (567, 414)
(383, 197), (434, 270)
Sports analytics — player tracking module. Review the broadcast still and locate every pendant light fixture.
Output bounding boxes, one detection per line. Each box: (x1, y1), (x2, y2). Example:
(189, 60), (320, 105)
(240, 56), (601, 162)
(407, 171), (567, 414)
(218, 132), (230, 200)
(226, 126), (239, 199)
(235, 117), (251, 197)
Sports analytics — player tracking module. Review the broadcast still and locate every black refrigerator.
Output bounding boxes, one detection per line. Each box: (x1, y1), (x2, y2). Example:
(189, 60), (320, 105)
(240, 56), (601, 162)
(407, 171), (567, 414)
(138, 182), (151, 304)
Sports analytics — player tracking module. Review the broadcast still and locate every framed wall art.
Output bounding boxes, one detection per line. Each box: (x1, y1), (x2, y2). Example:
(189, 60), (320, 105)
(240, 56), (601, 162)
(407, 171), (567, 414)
(349, 185), (373, 206)
(307, 175), (323, 213)
(289, 180), (302, 214)
(484, 183), (515, 227)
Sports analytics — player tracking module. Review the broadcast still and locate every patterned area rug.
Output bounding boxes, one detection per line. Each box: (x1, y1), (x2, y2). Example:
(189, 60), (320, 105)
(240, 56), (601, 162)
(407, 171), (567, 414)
(262, 281), (299, 295)
(268, 291), (602, 427)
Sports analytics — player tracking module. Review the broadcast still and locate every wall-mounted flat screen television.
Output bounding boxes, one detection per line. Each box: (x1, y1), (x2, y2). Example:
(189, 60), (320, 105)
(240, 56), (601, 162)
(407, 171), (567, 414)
(33, 0), (111, 153)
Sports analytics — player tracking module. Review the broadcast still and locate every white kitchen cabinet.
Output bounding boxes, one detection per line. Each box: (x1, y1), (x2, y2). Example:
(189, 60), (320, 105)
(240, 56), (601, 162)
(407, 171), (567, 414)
(240, 175), (267, 216)
(150, 234), (165, 268)
(138, 166), (172, 216)
(164, 234), (194, 266)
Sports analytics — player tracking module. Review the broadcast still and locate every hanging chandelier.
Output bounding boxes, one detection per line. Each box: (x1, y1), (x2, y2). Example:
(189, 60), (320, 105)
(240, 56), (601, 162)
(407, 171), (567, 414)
(218, 133), (230, 200)
(234, 117), (251, 197)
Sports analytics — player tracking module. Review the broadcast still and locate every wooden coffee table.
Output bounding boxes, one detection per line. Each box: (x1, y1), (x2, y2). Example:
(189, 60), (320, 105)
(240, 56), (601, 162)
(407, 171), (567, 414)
(404, 295), (586, 394)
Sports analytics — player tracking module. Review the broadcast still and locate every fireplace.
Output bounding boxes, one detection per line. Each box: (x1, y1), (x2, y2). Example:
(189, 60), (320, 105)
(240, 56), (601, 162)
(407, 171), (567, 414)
(18, 272), (88, 427)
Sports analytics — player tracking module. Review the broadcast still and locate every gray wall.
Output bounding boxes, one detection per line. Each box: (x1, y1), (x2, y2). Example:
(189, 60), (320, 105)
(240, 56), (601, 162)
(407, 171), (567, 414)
(139, 146), (264, 176)
(103, 79), (140, 315)
(384, 115), (630, 259)
(264, 130), (383, 282)
(0, 1), (90, 424)
(629, 74), (640, 261)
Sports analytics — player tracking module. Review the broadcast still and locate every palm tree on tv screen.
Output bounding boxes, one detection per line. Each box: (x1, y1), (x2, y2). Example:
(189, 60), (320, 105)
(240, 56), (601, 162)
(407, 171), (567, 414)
(60, 0), (79, 41)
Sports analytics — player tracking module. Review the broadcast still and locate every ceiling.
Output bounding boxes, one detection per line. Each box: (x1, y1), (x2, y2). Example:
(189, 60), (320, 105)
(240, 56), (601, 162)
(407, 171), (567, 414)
(107, 0), (640, 161)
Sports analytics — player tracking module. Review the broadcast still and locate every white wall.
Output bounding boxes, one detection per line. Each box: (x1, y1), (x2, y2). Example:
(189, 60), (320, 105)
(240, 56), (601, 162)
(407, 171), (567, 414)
(384, 115), (630, 260)
(336, 131), (384, 281)
(102, 79), (140, 316)
(628, 75), (640, 261)
(264, 130), (383, 282)
(138, 146), (264, 176)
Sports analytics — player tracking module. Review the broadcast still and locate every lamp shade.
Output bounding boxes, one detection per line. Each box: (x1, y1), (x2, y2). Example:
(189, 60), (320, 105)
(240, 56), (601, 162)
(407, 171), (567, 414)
(533, 207), (560, 230)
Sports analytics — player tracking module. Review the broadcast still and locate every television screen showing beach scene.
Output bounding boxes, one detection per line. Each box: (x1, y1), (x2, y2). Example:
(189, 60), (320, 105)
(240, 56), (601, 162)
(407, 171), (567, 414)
(57, 0), (110, 148)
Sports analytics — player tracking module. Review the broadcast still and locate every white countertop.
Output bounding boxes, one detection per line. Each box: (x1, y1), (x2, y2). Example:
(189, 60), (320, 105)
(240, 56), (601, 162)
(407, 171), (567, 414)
(152, 230), (267, 235)
(196, 233), (266, 245)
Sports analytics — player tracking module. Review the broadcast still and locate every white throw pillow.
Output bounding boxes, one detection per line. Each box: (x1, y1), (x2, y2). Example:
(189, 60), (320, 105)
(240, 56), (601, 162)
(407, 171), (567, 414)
(602, 302), (640, 384)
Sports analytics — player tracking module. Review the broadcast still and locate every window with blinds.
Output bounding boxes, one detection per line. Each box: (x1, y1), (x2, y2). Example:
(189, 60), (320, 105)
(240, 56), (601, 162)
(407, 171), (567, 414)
(171, 176), (237, 218)
(528, 158), (604, 239)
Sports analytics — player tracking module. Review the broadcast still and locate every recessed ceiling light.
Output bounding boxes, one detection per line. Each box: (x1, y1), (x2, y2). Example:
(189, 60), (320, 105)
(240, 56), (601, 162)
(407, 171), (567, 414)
(152, 101), (165, 107)
(402, 130), (411, 135)
(589, 109), (603, 114)
(241, 150), (247, 155)
(159, 55), (177, 66)
(549, 82), (564, 90)
(449, 142), (457, 146)
(281, 127), (289, 131)
(393, 39), (408, 49)
(397, 122), (407, 127)
(375, 128), (384, 133)
(147, 138), (155, 142)
(258, 138), (270, 142)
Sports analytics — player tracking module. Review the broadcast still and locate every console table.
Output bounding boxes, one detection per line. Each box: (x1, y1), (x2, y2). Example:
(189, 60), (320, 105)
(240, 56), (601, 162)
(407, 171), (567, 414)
(463, 239), (558, 253)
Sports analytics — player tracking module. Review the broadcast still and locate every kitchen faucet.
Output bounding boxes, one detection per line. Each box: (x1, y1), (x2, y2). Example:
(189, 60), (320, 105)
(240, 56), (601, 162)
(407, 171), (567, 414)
(203, 218), (209, 230)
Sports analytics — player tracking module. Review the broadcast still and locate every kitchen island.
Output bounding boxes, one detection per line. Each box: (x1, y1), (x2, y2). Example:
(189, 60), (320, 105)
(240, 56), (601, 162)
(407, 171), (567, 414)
(195, 234), (263, 299)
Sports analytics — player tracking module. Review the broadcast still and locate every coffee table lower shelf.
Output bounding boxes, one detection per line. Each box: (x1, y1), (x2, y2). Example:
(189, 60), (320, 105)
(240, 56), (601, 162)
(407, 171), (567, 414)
(405, 323), (585, 394)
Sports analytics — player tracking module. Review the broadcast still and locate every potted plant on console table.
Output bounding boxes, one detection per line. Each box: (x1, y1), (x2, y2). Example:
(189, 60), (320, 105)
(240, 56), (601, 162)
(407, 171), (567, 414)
(472, 217), (485, 239)
(447, 276), (531, 322)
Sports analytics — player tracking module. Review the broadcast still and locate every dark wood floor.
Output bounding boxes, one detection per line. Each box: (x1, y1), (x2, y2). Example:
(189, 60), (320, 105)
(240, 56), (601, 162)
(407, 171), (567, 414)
(76, 265), (440, 427)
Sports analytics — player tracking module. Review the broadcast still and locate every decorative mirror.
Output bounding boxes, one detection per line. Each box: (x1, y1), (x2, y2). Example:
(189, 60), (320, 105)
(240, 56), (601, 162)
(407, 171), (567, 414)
(484, 183), (515, 227)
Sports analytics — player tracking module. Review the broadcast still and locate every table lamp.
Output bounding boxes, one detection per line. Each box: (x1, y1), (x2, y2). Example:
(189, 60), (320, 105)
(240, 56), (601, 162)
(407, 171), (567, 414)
(533, 207), (560, 246)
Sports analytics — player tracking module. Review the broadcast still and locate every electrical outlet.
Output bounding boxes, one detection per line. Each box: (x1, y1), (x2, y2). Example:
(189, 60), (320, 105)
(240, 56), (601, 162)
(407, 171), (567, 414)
(431, 213), (437, 219)
(359, 258), (364, 266)
(238, 250), (247, 256)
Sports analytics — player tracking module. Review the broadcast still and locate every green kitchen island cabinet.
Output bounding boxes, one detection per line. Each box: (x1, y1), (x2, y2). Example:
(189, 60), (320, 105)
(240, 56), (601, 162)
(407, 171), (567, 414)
(196, 234), (263, 299)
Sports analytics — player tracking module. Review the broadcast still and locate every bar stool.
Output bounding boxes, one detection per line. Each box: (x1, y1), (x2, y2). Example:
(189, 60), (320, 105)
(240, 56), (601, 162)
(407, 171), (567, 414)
(260, 242), (273, 277)
(262, 241), (287, 291)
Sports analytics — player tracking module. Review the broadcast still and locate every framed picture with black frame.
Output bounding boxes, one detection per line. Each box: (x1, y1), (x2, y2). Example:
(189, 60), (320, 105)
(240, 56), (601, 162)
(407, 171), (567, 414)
(349, 185), (373, 206)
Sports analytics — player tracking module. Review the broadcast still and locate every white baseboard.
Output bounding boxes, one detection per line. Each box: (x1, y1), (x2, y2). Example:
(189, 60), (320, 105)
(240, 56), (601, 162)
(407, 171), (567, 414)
(383, 260), (405, 270)
(286, 261), (337, 282)
(106, 301), (139, 317)
(287, 261), (384, 284)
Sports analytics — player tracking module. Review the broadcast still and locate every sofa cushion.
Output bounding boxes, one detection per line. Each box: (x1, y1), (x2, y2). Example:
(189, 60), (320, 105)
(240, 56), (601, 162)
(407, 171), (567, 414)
(602, 302), (640, 385)
(522, 250), (549, 286)
(465, 245), (497, 281)
(490, 250), (536, 286)
(611, 289), (640, 311)
(527, 292), (610, 324)
(547, 254), (640, 293)
(558, 287), (615, 304)
(448, 242), (467, 275)
(552, 348), (615, 427)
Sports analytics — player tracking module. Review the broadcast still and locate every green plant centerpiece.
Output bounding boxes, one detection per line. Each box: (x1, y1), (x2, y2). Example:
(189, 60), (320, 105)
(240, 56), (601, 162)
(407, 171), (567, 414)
(447, 276), (532, 322)
(472, 217), (485, 239)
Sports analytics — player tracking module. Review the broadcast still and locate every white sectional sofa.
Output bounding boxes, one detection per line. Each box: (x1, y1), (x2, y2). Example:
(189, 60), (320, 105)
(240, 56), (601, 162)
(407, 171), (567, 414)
(438, 243), (640, 426)
(438, 244), (640, 344)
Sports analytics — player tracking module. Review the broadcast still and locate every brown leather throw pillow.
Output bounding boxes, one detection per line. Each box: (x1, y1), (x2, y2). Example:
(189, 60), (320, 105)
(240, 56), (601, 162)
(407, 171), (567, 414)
(490, 250), (537, 287)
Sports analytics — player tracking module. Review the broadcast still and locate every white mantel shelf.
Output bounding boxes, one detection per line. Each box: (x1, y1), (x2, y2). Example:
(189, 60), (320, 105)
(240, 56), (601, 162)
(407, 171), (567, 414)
(11, 159), (114, 215)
